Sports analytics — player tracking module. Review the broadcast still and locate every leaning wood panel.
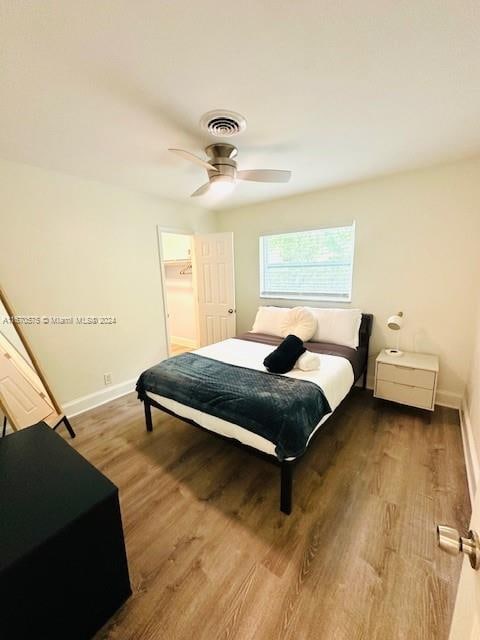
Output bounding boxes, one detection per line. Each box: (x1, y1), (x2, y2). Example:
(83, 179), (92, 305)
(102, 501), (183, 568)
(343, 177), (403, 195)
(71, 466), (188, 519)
(0, 285), (62, 416)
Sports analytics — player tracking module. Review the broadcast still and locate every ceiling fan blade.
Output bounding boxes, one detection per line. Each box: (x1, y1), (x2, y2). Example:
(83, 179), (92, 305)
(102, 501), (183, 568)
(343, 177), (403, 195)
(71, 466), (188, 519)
(169, 148), (219, 172)
(236, 169), (291, 183)
(190, 182), (211, 197)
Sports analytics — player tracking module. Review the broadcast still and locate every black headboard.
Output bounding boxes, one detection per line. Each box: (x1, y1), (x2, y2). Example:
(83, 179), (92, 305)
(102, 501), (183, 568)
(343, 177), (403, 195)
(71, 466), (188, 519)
(359, 313), (373, 350)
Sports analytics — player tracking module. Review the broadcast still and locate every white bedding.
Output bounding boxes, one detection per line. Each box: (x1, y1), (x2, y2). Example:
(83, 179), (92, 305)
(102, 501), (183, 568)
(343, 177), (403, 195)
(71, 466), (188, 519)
(146, 338), (354, 460)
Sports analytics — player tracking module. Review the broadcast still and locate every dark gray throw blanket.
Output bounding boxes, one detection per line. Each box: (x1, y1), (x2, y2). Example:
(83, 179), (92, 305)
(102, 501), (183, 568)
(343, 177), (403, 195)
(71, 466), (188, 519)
(136, 353), (331, 460)
(263, 334), (305, 373)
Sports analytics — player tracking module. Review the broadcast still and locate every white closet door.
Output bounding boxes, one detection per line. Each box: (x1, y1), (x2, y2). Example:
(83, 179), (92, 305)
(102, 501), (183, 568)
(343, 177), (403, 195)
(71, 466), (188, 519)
(448, 485), (480, 640)
(194, 232), (236, 346)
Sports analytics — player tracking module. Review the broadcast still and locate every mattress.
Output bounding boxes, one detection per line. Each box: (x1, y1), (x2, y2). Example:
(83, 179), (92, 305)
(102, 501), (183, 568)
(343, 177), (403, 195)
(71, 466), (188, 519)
(146, 336), (355, 460)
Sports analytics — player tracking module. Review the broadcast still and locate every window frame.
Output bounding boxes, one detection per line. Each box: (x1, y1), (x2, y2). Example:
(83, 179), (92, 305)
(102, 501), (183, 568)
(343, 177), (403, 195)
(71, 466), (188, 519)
(259, 222), (356, 303)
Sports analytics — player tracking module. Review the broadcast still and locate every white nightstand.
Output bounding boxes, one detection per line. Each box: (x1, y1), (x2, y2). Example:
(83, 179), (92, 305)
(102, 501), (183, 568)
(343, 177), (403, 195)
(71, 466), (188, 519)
(374, 349), (439, 411)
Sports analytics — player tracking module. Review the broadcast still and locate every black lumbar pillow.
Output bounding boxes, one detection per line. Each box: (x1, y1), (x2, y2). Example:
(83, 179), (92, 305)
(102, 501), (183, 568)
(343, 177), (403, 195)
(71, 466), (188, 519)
(263, 334), (306, 374)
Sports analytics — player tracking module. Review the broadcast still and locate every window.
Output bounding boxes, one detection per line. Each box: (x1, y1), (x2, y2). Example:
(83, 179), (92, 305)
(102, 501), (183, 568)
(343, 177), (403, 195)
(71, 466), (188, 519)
(259, 223), (355, 302)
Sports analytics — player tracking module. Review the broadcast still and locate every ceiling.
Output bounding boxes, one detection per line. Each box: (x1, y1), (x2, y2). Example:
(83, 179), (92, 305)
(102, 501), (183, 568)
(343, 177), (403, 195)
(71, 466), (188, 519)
(1, 1), (479, 209)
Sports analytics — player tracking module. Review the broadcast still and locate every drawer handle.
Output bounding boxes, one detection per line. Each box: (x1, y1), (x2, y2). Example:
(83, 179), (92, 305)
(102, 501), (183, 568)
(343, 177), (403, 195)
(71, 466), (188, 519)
(382, 381), (418, 389)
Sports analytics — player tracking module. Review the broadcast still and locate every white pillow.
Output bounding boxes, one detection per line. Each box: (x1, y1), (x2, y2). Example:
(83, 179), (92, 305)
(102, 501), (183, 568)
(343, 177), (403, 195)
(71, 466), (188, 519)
(295, 351), (320, 371)
(279, 306), (317, 342)
(306, 308), (362, 349)
(251, 306), (290, 337)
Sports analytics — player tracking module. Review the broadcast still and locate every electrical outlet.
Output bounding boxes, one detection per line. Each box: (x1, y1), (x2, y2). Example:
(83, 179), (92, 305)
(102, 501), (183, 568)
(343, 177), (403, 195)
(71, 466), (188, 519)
(104, 373), (112, 386)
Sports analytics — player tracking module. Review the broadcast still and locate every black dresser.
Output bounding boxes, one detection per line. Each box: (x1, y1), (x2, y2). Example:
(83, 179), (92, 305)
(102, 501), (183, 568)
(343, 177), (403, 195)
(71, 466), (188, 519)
(0, 423), (131, 639)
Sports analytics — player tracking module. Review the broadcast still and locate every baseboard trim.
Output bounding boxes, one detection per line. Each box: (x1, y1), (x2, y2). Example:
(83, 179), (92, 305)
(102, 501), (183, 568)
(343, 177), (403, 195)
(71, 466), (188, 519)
(459, 397), (479, 502)
(435, 389), (462, 409)
(171, 336), (198, 349)
(63, 378), (137, 418)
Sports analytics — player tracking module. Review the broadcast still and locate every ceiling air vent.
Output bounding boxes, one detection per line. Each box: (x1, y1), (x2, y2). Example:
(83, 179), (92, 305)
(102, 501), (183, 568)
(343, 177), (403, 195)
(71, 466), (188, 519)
(200, 110), (247, 137)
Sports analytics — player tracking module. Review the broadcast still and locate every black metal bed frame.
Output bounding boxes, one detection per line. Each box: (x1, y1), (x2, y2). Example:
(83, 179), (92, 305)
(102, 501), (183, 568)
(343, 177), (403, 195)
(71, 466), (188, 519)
(142, 314), (373, 515)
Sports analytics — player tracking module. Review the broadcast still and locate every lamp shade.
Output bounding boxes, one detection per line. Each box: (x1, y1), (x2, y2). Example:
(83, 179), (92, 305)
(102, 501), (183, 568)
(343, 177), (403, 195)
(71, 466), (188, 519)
(387, 312), (404, 331)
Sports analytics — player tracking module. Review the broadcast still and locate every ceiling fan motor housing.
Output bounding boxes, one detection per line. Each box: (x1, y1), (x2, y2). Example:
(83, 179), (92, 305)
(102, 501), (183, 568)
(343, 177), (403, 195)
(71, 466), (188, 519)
(206, 143), (238, 180)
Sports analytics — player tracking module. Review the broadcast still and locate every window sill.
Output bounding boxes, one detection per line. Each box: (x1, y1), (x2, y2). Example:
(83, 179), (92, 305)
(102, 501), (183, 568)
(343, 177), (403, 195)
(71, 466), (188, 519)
(260, 294), (352, 303)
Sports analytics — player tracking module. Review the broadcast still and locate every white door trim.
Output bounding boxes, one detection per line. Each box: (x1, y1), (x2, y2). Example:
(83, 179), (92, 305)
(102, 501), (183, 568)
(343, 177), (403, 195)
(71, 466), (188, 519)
(460, 398), (480, 503)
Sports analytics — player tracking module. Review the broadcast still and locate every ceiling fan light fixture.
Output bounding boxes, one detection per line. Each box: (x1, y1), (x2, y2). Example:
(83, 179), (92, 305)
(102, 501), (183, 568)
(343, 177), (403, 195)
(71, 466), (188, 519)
(208, 175), (236, 196)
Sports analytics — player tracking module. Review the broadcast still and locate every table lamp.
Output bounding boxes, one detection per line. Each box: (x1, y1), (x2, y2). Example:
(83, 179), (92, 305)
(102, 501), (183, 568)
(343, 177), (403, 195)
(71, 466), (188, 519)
(386, 311), (404, 356)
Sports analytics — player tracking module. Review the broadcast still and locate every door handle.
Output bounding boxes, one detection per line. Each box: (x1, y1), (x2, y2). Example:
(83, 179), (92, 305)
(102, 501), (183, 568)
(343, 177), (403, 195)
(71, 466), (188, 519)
(228, 308), (234, 314)
(437, 525), (480, 570)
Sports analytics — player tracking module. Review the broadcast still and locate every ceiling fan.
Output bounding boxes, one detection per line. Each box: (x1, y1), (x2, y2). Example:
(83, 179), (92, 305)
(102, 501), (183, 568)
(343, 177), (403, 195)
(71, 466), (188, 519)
(168, 143), (292, 197)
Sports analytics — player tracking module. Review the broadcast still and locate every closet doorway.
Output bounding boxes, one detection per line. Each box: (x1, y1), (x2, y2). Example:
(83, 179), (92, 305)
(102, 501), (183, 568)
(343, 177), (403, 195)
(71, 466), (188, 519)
(158, 229), (237, 355)
(160, 231), (198, 356)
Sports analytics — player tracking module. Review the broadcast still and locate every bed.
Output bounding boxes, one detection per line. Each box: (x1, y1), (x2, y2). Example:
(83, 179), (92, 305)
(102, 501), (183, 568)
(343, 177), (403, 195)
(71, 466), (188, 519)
(137, 313), (373, 514)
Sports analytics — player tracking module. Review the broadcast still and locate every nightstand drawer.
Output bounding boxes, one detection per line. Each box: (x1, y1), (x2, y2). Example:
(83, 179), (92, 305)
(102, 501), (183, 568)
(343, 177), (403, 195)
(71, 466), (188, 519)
(376, 362), (435, 390)
(375, 380), (434, 410)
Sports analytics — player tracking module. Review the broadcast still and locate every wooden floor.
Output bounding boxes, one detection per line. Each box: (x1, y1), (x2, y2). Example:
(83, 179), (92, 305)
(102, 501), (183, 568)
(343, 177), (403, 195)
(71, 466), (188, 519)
(170, 342), (192, 356)
(65, 390), (470, 640)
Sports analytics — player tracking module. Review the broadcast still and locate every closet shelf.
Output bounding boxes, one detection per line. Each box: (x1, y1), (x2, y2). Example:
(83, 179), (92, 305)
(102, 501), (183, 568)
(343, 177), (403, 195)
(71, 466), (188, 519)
(163, 259), (191, 265)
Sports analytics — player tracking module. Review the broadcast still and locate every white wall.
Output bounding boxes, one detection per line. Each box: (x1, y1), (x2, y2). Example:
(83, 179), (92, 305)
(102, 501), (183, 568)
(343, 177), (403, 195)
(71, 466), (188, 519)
(468, 314), (480, 461)
(0, 159), (214, 407)
(216, 157), (480, 406)
(465, 297), (480, 487)
(2, 156), (479, 414)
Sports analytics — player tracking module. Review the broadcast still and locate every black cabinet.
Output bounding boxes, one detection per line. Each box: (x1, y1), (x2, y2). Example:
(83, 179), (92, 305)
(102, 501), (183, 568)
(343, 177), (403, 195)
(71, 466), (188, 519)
(0, 423), (131, 639)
